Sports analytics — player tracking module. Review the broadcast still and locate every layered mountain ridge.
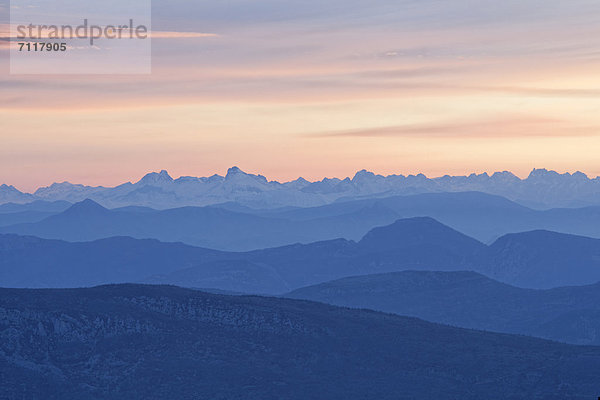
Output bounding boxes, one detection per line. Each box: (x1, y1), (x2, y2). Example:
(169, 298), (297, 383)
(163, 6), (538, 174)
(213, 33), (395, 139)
(3, 167), (600, 209)
(3, 216), (600, 291)
(287, 270), (600, 345)
(4, 191), (600, 251)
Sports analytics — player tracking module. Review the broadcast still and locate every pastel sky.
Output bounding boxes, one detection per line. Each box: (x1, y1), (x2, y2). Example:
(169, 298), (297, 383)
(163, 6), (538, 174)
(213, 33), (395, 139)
(1, 0), (600, 191)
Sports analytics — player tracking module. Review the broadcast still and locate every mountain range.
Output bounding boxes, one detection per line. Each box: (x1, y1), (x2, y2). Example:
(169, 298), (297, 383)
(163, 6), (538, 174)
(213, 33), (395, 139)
(3, 167), (600, 209)
(0, 234), (225, 289)
(3, 191), (600, 250)
(3, 217), (600, 291)
(2, 284), (600, 399)
(154, 220), (600, 290)
(0, 198), (399, 251)
(287, 270), (600, 345)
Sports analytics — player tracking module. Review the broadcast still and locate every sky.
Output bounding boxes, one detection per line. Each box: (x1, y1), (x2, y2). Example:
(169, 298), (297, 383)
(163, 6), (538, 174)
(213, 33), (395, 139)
(1, 0), (600, 191)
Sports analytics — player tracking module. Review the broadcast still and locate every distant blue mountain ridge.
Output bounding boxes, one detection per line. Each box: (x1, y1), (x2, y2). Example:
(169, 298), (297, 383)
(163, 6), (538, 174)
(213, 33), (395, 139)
(2, 192), (600, 251)
(2, 216), (600, 291)
(287, 270), (600, 345)
(2, 167), (600, 209)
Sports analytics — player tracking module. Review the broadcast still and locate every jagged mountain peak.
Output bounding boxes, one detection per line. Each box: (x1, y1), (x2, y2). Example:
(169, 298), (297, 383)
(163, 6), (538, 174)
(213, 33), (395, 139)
(0, 184), (26, 194)
(0, 184), (34, 204)
(527, 168), (562, 179)
(34, 181), (84, 193)
(468, 172), (490, 178)
(293, 177), (310, 184)
(226, 166), (244, 177)
(353, 169), (376, 180)
(3, 167), (600, 209)
(284, 177), (311, 189)
(33, 182), (100, 203)
(137, 170), (174, 186)
(572, 171), (589, 179)
(224, 166), (269, 185)
(491, 171), (519, 180)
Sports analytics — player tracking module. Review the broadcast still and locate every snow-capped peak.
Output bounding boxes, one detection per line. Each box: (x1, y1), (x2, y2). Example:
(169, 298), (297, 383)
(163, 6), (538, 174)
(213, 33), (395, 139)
(226, 166), (244, 178)
(3, 167), (600, 209)
(527, 168), (560, 180)
(137, 170), (174, 186)
(353, 169), (376, 181)
(224, 166), (268, 185)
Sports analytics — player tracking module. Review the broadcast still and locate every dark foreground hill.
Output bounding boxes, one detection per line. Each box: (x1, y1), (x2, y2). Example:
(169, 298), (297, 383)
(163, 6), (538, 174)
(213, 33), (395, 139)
(1, 284), (600, 399)
(287, 271), (600, 345)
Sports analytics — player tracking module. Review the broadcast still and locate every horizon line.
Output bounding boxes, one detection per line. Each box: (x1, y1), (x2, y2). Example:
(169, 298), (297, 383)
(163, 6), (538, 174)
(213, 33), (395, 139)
(2, 166), (599, 194)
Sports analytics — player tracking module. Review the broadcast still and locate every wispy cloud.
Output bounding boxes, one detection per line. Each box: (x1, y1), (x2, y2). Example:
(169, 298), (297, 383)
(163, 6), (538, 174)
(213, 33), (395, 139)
(484, 86), (600, 98)
(3, 0), (600, 188)
(310, 116), (600, 139)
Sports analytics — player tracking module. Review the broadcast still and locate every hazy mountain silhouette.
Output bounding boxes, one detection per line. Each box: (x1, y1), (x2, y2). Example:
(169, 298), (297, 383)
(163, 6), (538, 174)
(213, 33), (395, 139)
(0, 200), (72, 227)
(358, 216), (485, 256)
(201, 217), (486, 291)
(0, 196), (470, 250)
(0, 200), (301, 251)
(287, 270), (600, 345)
(0, 200), (71, 213)
(0, 234), (225, 288)
(132, 220), (600, 290)
(0, 217), (485, 291)
(2, 284), (600, 399)
(485, 230), (600, 288)
(0, 211), (59, 227)
(260, 192), (600, 243)
(3, 217), (600, 291)
(3, 192), (600, 251)
(105, 217), (600, 294)
(0, 184), (34, 204)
